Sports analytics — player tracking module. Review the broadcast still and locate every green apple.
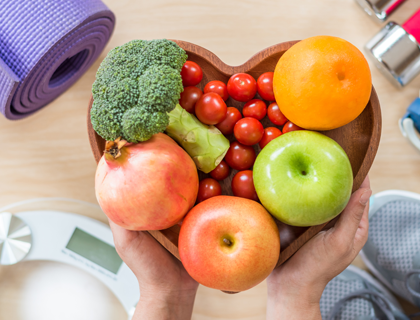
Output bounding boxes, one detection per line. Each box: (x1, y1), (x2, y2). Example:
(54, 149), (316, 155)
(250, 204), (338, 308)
(253, 131), (353, 226)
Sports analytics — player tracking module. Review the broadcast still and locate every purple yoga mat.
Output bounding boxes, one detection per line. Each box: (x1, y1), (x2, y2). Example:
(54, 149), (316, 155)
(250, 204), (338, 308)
(0, 0), (115, 120)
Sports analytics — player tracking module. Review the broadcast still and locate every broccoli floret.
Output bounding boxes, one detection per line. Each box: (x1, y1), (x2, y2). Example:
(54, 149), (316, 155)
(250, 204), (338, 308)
(94, 78), (139, 108)
(90, 39), (188, 143)
(122, 108), (169, 142)
(138, 39), (187, 73)
(95, 40), (148, 84)
(138, 65), (183, 113)
(91, 99), (124, 141)
(92, 40), (148, 102)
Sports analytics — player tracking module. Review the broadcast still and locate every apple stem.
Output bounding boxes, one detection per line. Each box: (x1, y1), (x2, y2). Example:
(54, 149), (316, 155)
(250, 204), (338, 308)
(223, 238), (232, 246)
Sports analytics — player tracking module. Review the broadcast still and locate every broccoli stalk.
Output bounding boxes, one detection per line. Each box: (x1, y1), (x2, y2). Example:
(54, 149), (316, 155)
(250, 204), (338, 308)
(166, 105), (230, 173)
(90, 39), (187, 142)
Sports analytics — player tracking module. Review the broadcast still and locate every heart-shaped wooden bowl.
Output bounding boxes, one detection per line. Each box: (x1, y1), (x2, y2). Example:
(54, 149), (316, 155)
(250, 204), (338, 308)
(87, 40), (381, 268)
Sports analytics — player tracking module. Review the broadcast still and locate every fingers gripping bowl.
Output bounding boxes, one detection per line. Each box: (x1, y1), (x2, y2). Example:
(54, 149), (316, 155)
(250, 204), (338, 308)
(87, 39), (381, 289)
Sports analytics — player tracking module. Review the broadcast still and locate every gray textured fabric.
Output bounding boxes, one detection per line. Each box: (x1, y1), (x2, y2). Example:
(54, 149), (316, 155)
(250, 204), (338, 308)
(321, 269), (374, 319)
(363, 199), (420, 306)
(327, 289), (395, 320)
(369, 200), (420, 273)
(320, 267), (409, 320)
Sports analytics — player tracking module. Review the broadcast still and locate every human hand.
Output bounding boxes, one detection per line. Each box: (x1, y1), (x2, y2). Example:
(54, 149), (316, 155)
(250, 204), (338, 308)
(266, 176), (372, 320)
(109, 221), (198, 320)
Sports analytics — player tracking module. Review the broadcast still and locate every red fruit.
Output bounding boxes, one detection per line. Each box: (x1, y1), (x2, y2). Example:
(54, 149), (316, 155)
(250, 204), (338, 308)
(204, 80), (229, 101)
(95, 134), (199, 230)
(181, 61), (203, 86)
(283, 121), (303, 134)
(231, 170), (258, 201)
(178, 196), (280, 292)
(224, 141), (256, 170)
(197, 178), (222, 203)
(215, 107), (242, 135)
(210, 160), (230, 181)
(234, 117), (264, 146)
(267, 102), (288, 126)
(195, 92), (227, 125)
(242, 99), (267, 120)
(227, 73), (257, 102)
(179, 86), (203, 114)
(257, 72), (275, 101)
(259, 127), (282, 149)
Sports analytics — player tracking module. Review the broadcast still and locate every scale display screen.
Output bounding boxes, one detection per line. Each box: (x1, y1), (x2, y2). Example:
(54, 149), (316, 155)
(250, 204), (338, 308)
(66, 228), (123, 274)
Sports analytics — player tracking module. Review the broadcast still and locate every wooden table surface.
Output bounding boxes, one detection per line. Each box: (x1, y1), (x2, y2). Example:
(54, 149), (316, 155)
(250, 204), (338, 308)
(1, 0), (420, 319)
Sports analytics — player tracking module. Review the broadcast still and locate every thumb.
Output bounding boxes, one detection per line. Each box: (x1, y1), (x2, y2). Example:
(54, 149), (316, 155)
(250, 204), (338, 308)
(332, 186), (371, 243)
(108, 218), (144, 254)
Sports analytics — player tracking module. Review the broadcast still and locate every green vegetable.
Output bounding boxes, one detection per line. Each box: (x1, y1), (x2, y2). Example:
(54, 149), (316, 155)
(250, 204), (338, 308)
(137, 39), (187, 73)
(138, 65), (184, 110)
(91, 39), (229, 174)
(166, 104), (230, 173)
(90, 39), (187, 142)
(122, 108), (169, 143)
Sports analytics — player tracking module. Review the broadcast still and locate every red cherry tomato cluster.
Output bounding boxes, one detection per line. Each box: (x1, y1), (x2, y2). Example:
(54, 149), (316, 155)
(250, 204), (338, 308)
(216, 107), (242, 135)
(180, 62), (303, 203)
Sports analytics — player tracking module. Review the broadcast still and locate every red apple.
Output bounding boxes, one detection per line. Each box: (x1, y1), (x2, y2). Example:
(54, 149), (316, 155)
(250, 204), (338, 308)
(178, 196), (280, 292)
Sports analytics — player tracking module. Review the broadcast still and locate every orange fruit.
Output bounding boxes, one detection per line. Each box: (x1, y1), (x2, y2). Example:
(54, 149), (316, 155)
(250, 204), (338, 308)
(273, 36), (371, 130)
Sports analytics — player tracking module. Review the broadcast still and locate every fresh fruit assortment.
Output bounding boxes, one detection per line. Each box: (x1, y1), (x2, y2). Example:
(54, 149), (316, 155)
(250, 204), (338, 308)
(91, 36), (371, 292)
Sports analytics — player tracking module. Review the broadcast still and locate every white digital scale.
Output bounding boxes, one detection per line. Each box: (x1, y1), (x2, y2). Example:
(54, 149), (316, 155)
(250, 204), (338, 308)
(0, 198), (139, 320)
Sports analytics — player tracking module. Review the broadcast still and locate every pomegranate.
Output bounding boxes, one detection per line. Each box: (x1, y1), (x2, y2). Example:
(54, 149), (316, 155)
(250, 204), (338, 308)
(95, 133), (199, 230)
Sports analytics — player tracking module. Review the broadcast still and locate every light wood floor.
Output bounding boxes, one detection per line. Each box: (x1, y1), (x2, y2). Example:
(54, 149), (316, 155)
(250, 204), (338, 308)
(1, 0), (420, 318)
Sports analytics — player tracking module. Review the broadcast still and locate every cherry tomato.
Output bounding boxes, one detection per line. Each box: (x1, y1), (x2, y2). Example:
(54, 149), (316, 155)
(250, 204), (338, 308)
(224, 142), (256, 170)
(227, 73), (257, 102)
(283, 121), (303, 134)
(257, 72), (275, 101)
(267, 102), (288, 126)
(215, 107), (242, 135)
(259, 127), (282, 149)
(242, 99), (267, 120)
(210, 160), (230, 180)
(179, 86), (203, 113)
(195, 92), (227, 125)
(204, 80), (229, 101)
(234, 117), (264, 146)
(181, 61), (203, 86)
(231, 170), (258, 201)
(197, 178), (222, 203)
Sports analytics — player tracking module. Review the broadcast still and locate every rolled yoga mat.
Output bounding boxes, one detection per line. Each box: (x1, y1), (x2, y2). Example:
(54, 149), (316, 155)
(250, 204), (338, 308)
(0, 0), (115, 120)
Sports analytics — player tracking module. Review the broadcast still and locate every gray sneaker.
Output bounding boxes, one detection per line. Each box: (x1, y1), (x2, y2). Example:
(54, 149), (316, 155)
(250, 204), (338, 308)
(360, 190), (420, 308)
(320, 265), (408, 320)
